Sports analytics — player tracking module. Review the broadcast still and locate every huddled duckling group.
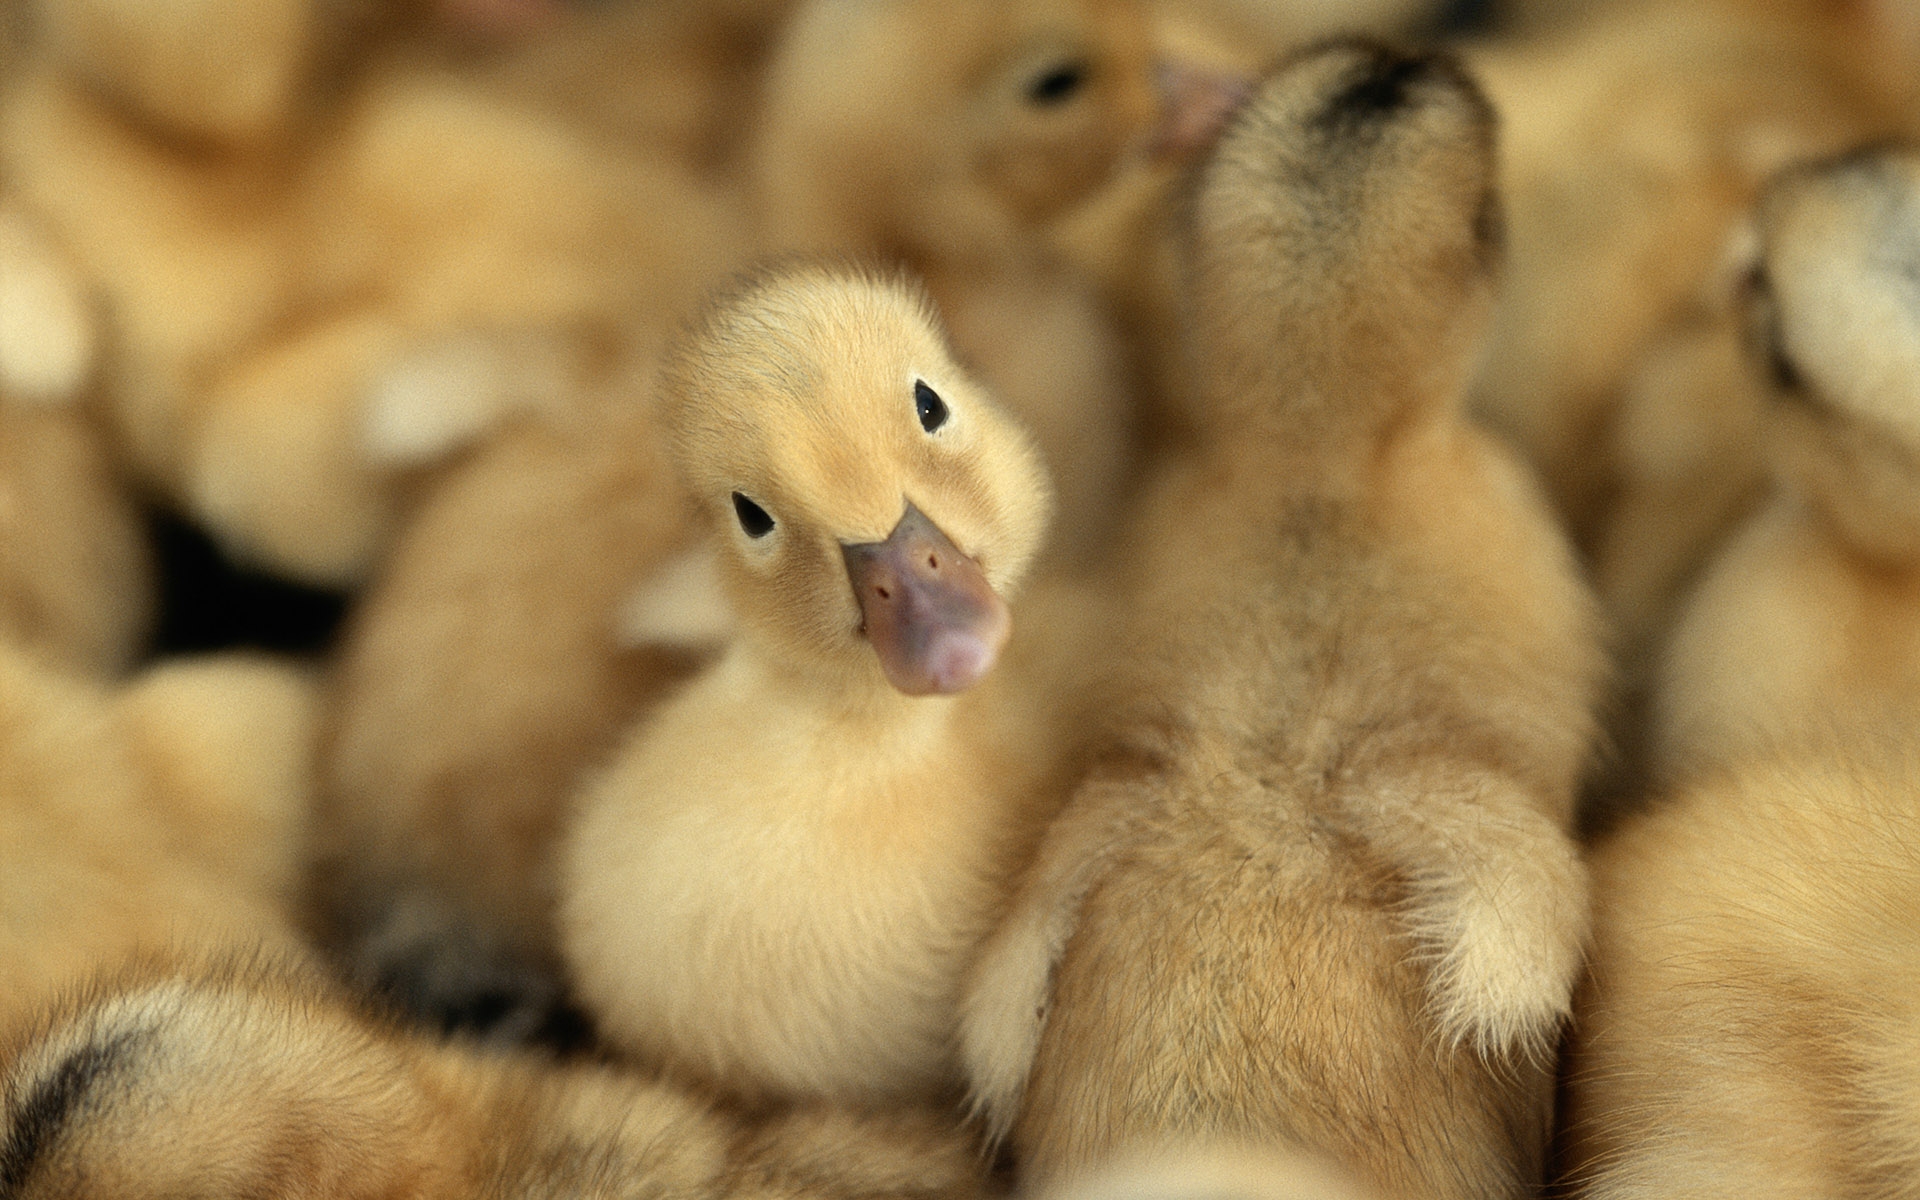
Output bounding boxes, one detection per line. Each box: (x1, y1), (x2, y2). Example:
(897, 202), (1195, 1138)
(4, 1), (1920, 1198)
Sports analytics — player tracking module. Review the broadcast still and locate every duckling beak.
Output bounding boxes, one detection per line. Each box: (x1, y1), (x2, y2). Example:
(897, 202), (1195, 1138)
(842, 505), (1011, 696)
(1150, 60), (1253, 160)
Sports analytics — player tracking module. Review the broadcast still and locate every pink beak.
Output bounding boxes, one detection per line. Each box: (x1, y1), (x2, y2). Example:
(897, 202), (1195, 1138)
(843, 505), (1011, 696)
(1151, 60), (1254, 160)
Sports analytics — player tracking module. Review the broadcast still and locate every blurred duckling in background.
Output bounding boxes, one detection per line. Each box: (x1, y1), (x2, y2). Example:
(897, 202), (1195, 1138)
(317, 0), (1177, 1039)
(1652, 144), (1920, 777)
(961, 42), (1604, 1199)
(0, 952), (987, 1199)
(1461, 0), (1917, 701)
(559, 263), (1088, 1106)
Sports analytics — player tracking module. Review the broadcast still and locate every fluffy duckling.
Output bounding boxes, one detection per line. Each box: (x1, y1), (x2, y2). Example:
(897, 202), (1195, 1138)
(1449, 1), (1920, 808)
(0, 953), (987, 1200)
(1559, 150), (1920, 1196)
(0, 641), (318, 1032)
(1652, 144), (1920, 777)
(316, 0), (1170, 1037)
(1561, 738), (1920, 1199)
(960, 43), (1605, 1198)
(559, 263), (1073, 1106)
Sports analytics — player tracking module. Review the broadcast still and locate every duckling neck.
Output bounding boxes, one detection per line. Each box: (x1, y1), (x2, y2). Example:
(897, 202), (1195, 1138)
(734, 636), (959, 742)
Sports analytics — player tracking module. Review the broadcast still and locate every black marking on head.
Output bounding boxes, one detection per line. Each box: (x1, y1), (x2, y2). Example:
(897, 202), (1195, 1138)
(733, 492), (775, 539)
(0, 1029), (143, 1193)
(914, 380), (949, 433)
(1312, 49), (1431, 136)
(1027, 61), (1088, 106)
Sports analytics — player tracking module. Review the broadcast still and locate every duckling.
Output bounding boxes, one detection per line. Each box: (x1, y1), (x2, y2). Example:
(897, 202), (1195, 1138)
(174, 60), (740, 585)
(1651, 144), (1920, 778)
(959, 43), (1604, 1198)
(1561, 738), (1920, 1200)
(0, 641), (317, 1032)
(558, 262), (1076, 1106)
(1449, 1), (1920, 808)
(1558, 149), (1920, 1195)
(317, 0), (1168, 1037)
(0, 952), (988, 1200)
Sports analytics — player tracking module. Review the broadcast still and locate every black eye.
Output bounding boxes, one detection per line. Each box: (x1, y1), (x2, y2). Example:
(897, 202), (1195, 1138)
(914, 380), (949, 433)
(732, 492), (774, 538)
(1027, 62), (1086, 106)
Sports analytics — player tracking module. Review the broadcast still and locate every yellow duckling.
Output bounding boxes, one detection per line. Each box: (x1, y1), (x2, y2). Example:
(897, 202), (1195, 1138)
(317, 0), (1167, 1037)
(559, 262), (1070, 1105)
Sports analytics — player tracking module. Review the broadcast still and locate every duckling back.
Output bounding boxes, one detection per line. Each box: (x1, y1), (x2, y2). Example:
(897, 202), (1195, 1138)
(960, 42), (1603, 1199)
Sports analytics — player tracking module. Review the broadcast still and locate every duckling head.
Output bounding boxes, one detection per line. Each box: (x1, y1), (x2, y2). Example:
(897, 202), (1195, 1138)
(756, 0), (1159, 252)
(1745, 144), (1920, 560)
(661, 263), (1053, 696)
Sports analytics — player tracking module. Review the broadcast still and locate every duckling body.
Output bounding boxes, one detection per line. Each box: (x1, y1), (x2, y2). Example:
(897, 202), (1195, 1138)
(561, 263), (1067, 1104)
(1563, 744), (1920, 1200)
(960, 44), (1604, 1199)
(568, 654), (1034, 1100)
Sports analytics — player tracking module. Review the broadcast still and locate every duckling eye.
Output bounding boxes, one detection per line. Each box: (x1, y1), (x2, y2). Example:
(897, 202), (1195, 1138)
(732, 492), (775, 539)
(914, 380), (949, 433)
(1027, 61), (1087, 106)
